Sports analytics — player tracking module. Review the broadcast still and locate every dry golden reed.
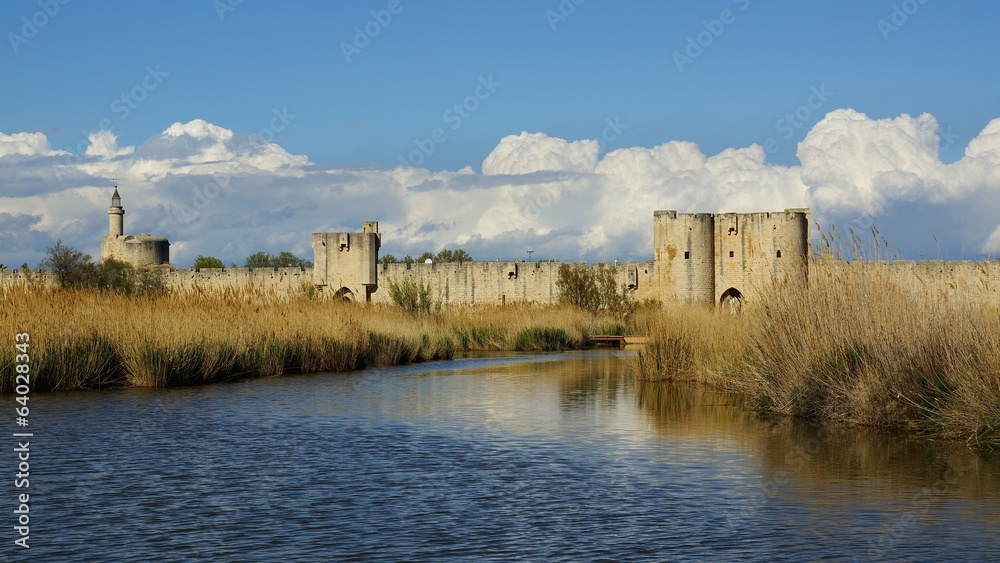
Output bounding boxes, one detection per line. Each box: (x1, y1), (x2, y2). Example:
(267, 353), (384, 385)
(633, 230), (1000, 450)
(0, 285), (602, 391)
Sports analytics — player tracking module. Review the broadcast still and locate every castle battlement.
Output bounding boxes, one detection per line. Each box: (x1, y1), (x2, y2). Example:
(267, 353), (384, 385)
(653, 208), (810, 307)
(6, 198), (998, 308)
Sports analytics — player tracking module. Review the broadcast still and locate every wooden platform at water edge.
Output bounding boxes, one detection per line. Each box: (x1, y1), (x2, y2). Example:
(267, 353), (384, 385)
(590, 335), (650, 349)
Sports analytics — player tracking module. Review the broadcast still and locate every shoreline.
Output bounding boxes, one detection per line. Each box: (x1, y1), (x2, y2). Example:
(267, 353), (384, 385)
(6, 262), (999, 452)
(630, 257), (1000, 452)
(0, 286), (608, 393)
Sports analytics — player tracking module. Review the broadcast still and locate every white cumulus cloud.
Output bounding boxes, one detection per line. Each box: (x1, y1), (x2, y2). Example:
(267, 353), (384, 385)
(800, 109), (944, 215)
(482, 131), (599, 175)
(0, 131), (64, 158)
(84, 130), (134, 159)
(2, 110), (1000, 267)
(799, 109), (1000, 256)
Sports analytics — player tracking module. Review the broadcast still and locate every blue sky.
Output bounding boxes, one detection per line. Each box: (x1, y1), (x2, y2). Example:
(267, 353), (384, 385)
(2, 0), (1000, 266)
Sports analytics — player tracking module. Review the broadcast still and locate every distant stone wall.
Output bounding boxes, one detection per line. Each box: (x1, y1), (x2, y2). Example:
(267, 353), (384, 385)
(0, 268), (310, 296)
(0, 269), (57, 288)
(163, 267), (313, 297)
(1, 258), (997, 307)
(7, 205), (998, 308)
(896, 260), (1000, 305)
(375, 260), (657, 306)
(812, 259), (1000, 306)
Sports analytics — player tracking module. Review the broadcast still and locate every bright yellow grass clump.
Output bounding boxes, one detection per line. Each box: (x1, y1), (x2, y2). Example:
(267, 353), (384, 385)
(0, 285), (601, 391)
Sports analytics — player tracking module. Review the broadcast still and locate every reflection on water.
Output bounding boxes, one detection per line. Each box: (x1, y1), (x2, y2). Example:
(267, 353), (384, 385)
(636, 378), (1000, 498)
(17, 350), (1000, 561)
(635, 376), (1000, 559)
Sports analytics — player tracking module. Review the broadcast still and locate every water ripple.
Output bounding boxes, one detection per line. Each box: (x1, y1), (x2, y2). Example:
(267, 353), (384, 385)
(18, 351), (1000, 561)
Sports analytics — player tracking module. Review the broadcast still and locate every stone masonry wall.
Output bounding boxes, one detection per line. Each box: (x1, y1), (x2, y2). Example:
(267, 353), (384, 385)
(653, 211), (716, 303)
(715, 210), (810, 304)
(163, 267), (313, 297)
(2, 258), (997, 306)
(375, 261), (657, 306)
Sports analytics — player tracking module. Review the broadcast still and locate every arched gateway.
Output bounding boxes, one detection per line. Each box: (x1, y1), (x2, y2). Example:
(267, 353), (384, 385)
(719, 287), (742, 313)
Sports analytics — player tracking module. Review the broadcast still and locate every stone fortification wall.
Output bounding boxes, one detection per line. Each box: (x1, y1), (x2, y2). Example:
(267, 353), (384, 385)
(163, 267), (313, 297)
(899, 261), (999, 304)
(0, 267), (313, 298)
(653, 208), (810, 305)
(375, 260), (657, 306)
(312, 222), (381, 301)
(814, 259), (1000, 306)
(715, 209), (809, 304)
(1, 258), (997, 306)
(653, 211), (716, 303)
(0, 269), (57, 288)
(6, 201), (998, 308)
(100, 234), (170, 268)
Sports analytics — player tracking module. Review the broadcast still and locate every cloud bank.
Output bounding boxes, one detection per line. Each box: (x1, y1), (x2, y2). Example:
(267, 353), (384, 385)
(2, 109), (1000, 267)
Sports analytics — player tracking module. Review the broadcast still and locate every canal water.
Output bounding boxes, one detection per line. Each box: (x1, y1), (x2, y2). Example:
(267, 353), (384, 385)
(16, 351), (1000, 560)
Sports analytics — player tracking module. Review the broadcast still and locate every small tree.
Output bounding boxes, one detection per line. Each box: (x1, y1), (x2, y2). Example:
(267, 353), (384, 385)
(387, 277), (433, 315)
(18, 262), (38, 285)
(244, 251), (274, 268)
(131, 267), (167, 296)
(594, 267), (633, 318)
(380, 254), (398, 267)
(556, 264), (598, 312)
(556, 264), (633, 318)
(274, 251), (312, 268)
(41, 240), (96, 289)
(417, 252), (435, 263)
(193, 255), (225, 269)
(38, 241), (166, 296)
(435, 248), (472, 263)
(244, 251), (311, 268)
(94, 258), (134, 294)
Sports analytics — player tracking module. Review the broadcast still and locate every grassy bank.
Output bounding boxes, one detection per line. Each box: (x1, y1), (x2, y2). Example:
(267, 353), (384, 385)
(632, 256), (1000, 451)
(0, 286), (609, 392)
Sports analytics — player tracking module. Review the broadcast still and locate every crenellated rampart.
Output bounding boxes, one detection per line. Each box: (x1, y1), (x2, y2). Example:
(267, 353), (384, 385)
(6, 205), (999, 307)
(163, 267), (313, 297)
(374, 261), (657, 306)
(2, 258), (998, 306)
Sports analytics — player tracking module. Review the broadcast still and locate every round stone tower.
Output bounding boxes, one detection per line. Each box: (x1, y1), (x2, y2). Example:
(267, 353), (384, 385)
(99, 187), (170, 267)
(652, 210), (716, 303)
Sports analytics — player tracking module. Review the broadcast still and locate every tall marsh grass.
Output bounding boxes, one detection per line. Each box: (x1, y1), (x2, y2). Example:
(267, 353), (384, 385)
(632, 231), (1000, 450)
(0, 287), (604, 391)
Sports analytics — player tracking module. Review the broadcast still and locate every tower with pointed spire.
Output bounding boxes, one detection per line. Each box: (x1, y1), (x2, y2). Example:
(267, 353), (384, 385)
(109, 186), (124, 238)
(99, 185), (170, 268)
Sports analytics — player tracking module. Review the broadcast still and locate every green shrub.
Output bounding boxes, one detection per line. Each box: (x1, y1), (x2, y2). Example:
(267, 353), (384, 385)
(556, 264), (633, 318)
(38, 241), (165, 295)
(387, 277), (433, 315)
(193, 255), (225, 269)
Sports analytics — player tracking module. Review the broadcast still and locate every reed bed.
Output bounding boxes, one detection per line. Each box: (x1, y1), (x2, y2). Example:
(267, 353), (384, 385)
(632, 254), (1000, 450)
(0, 286), (603, 392)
